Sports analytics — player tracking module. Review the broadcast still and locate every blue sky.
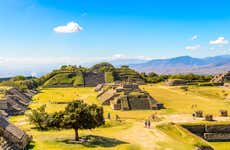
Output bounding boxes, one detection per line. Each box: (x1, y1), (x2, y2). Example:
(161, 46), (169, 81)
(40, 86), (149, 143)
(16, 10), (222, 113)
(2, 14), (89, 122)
(0, 0), (230, 74)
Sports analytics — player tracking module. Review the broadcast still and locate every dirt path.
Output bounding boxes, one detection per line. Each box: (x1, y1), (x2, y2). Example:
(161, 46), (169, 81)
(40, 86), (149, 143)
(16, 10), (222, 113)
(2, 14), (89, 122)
(116, 120), (171, 150)
(115, 113), (230, 149)
(163, 114), (230, 123)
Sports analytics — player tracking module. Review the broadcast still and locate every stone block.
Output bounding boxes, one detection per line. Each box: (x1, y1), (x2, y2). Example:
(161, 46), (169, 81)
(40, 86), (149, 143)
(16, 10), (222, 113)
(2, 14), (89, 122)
(182, 124), (205, 135)
(205, 124), (230, 133)
(204, 133), (230, 142)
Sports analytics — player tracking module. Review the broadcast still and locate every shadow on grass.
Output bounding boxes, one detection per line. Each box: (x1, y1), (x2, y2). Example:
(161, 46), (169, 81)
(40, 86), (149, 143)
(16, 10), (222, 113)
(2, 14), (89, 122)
(27, 141), (36, 149)
(58, 135), (128, 148)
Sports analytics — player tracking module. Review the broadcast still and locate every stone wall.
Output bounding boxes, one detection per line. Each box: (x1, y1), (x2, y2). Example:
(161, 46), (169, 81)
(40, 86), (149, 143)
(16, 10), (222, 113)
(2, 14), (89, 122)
(0, 116), (31, 150)
(128, 96), (150, 110)
(0, 88), (33, 116)
(211, 71), (230, 83)
(204, 133), (230, 142)
(166, 79), (186, 86)
(84, 72), (105, 87)
(97, 83), (163, 110)
(182, 124), (205, 137)
(0, 100), (8, 110)
(182, 124), (230, 142)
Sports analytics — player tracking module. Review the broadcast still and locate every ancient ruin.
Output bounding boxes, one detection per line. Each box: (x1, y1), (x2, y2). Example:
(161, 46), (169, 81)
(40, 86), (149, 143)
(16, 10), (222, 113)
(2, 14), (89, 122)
(96, 82), (164, 110)
(195, 110), (203, 118)
(0, 88), (35, 116)
(183, 123), (230, 142)
(0, 115), (31, 150)
(211, 71), (230, 84)
(0, 88), (33, 149)
(205, 114), (213, 121)
(83, 72), (105, 87)
(166, 79), (186, 86)
(220, 110), (228, 117)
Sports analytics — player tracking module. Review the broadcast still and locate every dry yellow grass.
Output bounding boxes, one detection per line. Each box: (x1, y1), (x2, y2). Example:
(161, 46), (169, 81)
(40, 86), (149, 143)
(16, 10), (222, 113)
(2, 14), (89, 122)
(9, 85), (230, 150)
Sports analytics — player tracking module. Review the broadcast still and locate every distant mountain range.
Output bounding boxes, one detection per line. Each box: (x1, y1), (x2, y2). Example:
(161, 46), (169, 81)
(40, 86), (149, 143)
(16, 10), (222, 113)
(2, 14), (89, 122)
(0, 55), (230, 78)
(129, 55), (230, 75)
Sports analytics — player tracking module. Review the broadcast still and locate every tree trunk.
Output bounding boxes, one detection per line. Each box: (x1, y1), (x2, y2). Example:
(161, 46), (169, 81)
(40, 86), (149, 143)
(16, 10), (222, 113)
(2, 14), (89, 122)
(74, 128), (79, 141)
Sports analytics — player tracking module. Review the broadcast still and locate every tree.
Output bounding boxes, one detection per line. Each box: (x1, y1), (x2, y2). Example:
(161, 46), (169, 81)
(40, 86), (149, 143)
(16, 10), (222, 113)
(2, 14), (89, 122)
(90, 62), (115, 72)
(27, 105), (49, 130)
(12, 75), (26, 81)
(62, 100), (104, 141)
(47, 111), (64, 128)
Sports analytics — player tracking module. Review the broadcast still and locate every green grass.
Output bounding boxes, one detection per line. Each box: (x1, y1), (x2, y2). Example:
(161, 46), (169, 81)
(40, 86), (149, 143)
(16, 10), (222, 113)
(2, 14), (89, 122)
(9, 87), (148, 150)
(157, 123), (212, 150)
(141, 84), (230, 115)
(9, 84), (230, 150)
(43, 73), (76, 87)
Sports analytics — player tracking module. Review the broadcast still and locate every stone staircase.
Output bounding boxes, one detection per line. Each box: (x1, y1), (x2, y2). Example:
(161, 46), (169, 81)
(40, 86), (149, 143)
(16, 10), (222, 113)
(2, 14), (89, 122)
(6, 96), (26, 115)
(98, 89), (118, 105)
(6, 88), (31, 103)
(0, 136), (16, 150)
(84, 72), (105, 87)
(0, 88), (33, 116)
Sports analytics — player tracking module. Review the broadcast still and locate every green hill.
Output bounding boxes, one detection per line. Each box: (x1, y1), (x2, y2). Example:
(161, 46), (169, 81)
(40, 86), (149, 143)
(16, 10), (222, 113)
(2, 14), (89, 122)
(39, 63), (145, 87)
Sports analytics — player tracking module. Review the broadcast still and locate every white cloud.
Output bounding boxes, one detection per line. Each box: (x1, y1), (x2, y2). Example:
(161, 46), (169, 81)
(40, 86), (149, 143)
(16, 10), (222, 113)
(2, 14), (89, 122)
(191, 35), (198, 41)
(209, 37), (229, 45)
(0, 54), (153, 66)
(110, 54), (127, 59)
(0, 57), (6, 64)
(31, 72), (37, 77)
(185, 45), (201, 51)
(53, 22), (83, 33)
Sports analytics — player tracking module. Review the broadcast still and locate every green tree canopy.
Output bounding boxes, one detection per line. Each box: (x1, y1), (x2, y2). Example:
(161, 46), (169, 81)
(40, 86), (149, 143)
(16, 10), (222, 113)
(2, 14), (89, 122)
(62, 100), (104, 141)
(90, 62), (115, 72)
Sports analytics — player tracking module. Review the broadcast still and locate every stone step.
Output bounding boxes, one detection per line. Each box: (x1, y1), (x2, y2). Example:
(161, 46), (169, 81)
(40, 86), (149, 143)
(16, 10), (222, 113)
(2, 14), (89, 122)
(204, 133), (230, 142)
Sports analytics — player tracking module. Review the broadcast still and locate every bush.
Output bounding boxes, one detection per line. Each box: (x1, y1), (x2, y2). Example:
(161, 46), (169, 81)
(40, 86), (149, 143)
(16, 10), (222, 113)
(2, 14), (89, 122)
(27, 105), (49, 130)
(198, 82), (223, 86)
(0, 78), (38, 91)
(90, 62), (115, 72)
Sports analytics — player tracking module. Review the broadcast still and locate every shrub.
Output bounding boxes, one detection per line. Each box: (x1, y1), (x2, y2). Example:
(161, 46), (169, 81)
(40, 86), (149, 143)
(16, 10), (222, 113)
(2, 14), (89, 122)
(27, 105), (49, 130)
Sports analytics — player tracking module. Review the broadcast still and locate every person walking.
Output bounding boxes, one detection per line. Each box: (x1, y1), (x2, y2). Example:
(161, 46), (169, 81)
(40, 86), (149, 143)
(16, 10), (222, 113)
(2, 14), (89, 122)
(108, 112), (111, 120)
(115, 114), (120, 121)
(147, 120), (151, 128)
(192, 113), (195, 120)
(144, 120), (147, 128)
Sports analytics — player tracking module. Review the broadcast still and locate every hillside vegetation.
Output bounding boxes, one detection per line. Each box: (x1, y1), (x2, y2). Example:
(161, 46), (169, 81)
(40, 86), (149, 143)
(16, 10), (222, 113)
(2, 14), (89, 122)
(39, 63), (145, 87)
(0, 62), (216, 90)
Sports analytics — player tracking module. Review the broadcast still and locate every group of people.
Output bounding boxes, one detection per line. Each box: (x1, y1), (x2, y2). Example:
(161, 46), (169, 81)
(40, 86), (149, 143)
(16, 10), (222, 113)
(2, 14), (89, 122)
(107, 112), (120, 121)
(144, 120), (151, 128)
(191, 104), (197, 109)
